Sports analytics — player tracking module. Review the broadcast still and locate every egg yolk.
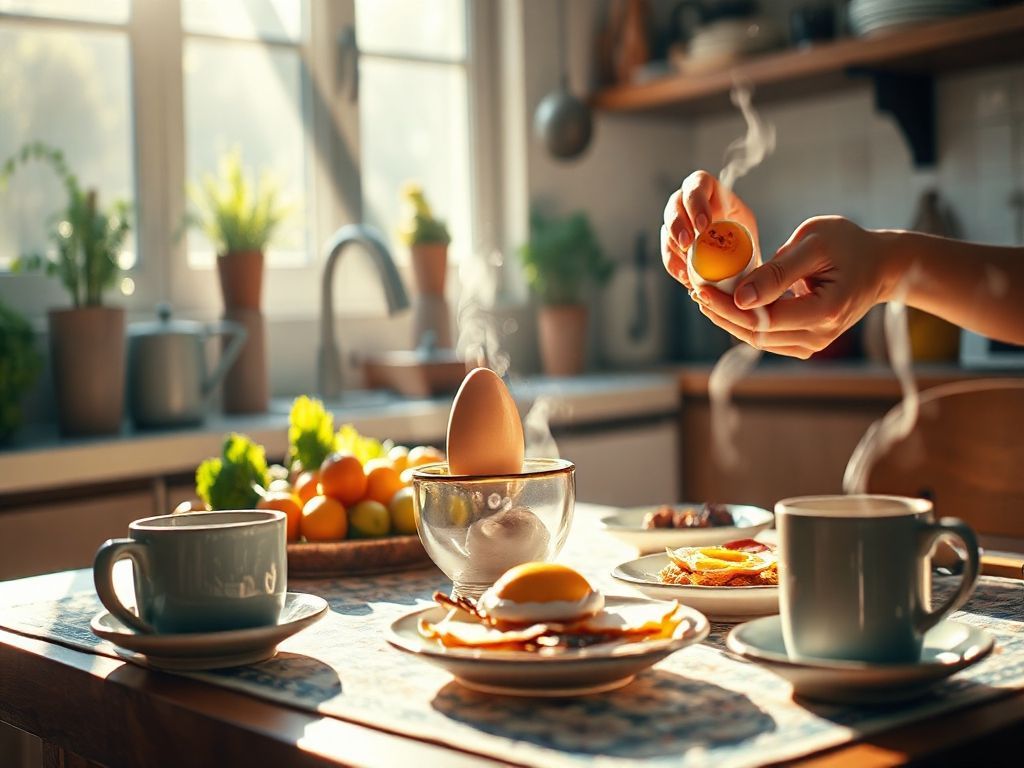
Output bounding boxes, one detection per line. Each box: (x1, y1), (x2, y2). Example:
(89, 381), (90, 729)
(690, 220), (753, 282)
(491, 562), (593, 604)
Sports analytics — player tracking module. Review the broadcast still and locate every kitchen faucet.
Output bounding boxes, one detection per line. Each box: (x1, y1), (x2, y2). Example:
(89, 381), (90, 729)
(318, 224), (410, 400)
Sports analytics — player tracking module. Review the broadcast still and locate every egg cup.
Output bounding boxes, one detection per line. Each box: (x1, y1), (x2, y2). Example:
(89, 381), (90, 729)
(686, 219), (757, 295)
(411, 458), (575, 600)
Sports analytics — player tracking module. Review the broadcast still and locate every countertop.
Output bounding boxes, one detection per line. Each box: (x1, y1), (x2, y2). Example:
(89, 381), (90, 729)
(1, 361), (1013, 497)
(0, 372), (681, 496)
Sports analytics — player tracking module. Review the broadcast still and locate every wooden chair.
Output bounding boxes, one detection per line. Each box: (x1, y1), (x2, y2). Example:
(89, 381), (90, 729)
(849, 378), (1024, 552)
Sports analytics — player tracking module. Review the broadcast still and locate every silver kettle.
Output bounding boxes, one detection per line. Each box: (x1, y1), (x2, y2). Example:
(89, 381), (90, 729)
(127, 304), (247, 429)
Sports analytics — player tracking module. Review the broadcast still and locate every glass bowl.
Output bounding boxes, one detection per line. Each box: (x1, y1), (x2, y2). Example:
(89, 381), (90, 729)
(411, 458), (575, 599)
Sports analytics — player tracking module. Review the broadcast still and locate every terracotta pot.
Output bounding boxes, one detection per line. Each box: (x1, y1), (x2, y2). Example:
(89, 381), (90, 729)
(410, 242), (448, 297)
(222, 307), (268, 414)
(538, 304), (588, 377)
(48, 306), (126, 436)
(217, 250), (264, 311)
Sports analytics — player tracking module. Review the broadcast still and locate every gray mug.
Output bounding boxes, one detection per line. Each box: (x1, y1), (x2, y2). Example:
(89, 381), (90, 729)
(776, 495), (979, 664)
(94, 510), (287, 634)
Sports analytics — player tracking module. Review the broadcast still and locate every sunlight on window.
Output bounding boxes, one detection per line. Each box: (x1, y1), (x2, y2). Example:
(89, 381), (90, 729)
(183, 37), (310, 267)
(0, 0), (128, 24)
(183, 0), (305, 43)
(356, 0), (472, 265)
(356, 0), (465, 59)
(0, 25), (135, 269)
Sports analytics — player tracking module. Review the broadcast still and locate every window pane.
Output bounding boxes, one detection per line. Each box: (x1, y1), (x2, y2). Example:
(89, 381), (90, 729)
(356, 0), (465, 60)
(183, 38), (310, 266)
(0, 26), (135, 269)
(0, 0), (128, 24)
(360, 58), (471, 265)
(182, 0), (305, 43)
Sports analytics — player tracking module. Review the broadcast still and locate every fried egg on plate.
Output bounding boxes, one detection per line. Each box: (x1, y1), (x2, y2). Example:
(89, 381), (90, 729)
(666, 545), (776, 576)
(477, 562), (604, 625)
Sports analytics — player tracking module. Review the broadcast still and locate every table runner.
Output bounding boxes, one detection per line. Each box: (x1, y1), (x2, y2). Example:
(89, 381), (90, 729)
(3, 506), (1023, 768)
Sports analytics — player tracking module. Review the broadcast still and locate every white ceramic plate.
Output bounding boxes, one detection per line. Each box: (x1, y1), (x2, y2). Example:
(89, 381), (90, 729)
(387, 596), (710, 697)
(599, 504), (773, 553)
(90, 592), (328, 670)
(611, 552), (778, 622)
(727, 615), (994, 704)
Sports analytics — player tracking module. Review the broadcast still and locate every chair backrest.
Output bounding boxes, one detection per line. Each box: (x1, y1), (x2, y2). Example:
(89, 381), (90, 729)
(851, 378), (1024, 542)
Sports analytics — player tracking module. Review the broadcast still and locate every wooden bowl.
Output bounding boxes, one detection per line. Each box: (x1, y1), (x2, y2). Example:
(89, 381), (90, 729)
(287, 535), (433, 578)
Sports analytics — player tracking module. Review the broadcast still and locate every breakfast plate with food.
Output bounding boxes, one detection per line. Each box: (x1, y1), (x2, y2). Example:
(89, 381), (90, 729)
(388, 562), (710, 696)
(611, 539), (779, 622)
(598, 502), (773, 552)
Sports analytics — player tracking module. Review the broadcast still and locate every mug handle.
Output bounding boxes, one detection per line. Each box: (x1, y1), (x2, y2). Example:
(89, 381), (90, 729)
(93, 538), (154, 634)
(915, 517), (980, 634)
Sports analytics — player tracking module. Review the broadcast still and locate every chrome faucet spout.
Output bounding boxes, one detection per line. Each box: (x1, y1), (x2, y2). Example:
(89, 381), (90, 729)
(318, 224), (410, 400)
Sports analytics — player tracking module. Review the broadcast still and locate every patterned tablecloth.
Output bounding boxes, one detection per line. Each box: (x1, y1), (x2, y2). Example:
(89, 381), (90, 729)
(2, 504), (1023, 768)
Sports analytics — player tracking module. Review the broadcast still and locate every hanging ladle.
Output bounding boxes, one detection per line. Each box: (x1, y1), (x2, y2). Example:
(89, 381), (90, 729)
(533, 0), (593, 160)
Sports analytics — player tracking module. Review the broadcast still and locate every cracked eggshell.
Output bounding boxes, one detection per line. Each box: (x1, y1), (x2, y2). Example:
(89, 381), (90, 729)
(687, 219), (756, 295)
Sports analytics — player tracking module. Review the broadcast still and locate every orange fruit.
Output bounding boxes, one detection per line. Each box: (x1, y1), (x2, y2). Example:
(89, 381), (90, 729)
(364, 464), (404, 505)
(257, 491), (303, 542)
(407, 445), (445, 468)
(301, 495), (347, 541)
(319, 452), (367, 506)
(388, 445), (410, 474)
(691, 220), (753, 282)
(294, 470), (321, 505)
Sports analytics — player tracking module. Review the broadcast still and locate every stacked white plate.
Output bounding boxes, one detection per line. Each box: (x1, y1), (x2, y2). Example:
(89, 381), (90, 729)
(849, 0), (989, 36)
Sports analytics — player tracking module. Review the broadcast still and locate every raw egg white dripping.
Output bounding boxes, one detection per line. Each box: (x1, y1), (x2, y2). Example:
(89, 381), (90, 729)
(478, 562), (604, 624)
(446, 367), (525, 476)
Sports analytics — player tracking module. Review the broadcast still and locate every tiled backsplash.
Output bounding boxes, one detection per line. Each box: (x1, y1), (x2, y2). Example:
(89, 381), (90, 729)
(690, 62), (1024, 256)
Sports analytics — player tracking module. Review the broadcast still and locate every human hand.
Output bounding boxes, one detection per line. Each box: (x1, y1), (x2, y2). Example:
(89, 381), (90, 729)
(693, 216), (893, 359)
(661, 170), (760, 290)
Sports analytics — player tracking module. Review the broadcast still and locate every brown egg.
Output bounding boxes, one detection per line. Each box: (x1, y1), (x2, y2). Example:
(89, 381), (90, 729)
(446, 367), (525, 476)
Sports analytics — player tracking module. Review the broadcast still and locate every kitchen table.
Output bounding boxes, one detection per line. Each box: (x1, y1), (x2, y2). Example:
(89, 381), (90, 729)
(1, 504), (1023, 768)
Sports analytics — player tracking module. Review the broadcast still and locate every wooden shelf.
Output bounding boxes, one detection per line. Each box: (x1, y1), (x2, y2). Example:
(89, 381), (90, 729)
(592, 4), (1024, 118)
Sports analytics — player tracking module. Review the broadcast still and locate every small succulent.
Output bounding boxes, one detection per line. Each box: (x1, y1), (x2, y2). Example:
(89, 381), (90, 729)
(398, 182), (450, 246)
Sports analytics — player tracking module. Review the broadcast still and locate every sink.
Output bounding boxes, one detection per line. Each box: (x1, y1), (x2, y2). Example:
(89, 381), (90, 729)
(269, 390), (399, 416)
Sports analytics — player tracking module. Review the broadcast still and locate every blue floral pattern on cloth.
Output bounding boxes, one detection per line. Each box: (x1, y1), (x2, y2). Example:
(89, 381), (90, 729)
(2, 508), (1023, 768)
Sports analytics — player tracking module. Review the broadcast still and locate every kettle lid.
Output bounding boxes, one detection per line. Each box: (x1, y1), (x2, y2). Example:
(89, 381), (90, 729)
(128, 303), (206, 337)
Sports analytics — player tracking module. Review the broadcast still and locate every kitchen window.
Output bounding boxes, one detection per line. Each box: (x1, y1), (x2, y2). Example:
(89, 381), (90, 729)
(0, 0), (490, 320)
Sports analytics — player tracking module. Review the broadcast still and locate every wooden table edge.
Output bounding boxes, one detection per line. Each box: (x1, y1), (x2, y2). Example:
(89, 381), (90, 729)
(0, 626), (512, 768)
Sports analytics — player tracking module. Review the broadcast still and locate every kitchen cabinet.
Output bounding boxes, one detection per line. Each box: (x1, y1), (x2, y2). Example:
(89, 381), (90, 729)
(556, 417), (679, 507)
(677, 365), (1010, 510)
(0, 487), (157, 581)
(593, 4), (1024, 166)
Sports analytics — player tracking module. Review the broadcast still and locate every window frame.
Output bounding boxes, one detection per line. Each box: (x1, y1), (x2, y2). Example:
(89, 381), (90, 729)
(0, 0), (502, 323)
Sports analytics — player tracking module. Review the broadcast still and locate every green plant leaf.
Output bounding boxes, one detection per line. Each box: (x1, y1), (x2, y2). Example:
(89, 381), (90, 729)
(194, 433), (269, 510)
(288, 395), (336, 472)
(334, 423), (390, 465)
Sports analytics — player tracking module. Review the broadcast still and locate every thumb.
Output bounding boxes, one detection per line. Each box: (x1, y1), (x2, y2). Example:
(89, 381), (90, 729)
(734, 235), (820, 309)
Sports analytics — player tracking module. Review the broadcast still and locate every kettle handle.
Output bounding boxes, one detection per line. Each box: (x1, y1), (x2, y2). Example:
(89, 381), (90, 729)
(201, 319), (248, 402)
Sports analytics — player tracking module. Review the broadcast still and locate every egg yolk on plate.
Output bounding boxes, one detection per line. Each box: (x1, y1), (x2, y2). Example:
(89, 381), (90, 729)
(478, 562), (604, 624)
(667, 545), (775, 576)
(690, 220), (753, 282)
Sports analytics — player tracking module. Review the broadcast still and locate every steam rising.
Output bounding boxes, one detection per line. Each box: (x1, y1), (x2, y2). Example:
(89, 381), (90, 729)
(456, 250), (511, 377)
(843, 280), (919, 493)
(524, 396), (561, 459)
(706, 83), (775, 471)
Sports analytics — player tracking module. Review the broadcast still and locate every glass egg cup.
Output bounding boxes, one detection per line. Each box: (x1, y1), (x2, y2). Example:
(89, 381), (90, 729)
(410, 458), (575, 599)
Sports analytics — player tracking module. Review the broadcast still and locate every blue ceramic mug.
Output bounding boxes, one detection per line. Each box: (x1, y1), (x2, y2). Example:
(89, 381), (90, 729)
(94, 510), (286, 634)
(776, 495), (979, 664)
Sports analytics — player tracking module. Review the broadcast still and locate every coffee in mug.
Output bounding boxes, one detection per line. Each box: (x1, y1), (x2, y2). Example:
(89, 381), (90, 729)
(94, 510), (287, 634)
(775, 495), (979, 664)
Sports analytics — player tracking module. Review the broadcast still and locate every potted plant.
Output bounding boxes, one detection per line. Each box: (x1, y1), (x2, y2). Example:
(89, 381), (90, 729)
(0, 300), (41, 443)
(3, 142), (131, 436)
(399, 182), (452, 348)
(519, 209), (613, 376)
(189, 149), (289, 413)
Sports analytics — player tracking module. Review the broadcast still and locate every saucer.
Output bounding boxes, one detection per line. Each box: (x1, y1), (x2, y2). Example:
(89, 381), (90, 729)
(599, 503), (773, 553)
(90, 592), (328, 671)
(387, 596), (710, 697)
(726, 616), (994, 704)
(612, 553), (778, 622)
